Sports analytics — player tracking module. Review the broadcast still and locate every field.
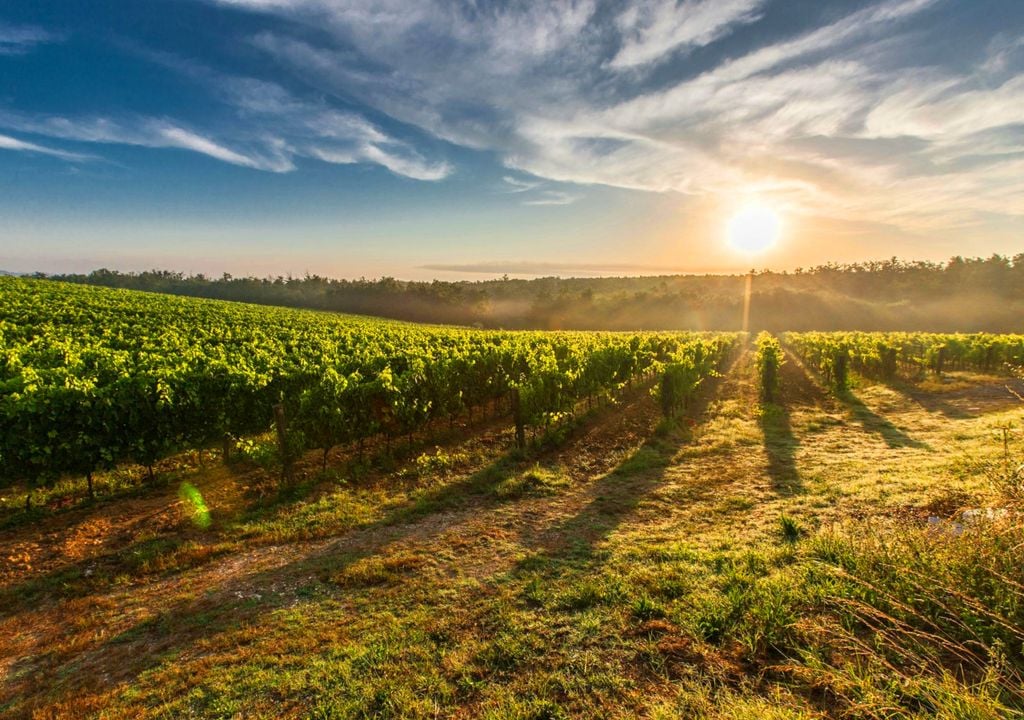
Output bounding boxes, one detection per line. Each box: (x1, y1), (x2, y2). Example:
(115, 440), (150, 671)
(2, 280), (1023, 719)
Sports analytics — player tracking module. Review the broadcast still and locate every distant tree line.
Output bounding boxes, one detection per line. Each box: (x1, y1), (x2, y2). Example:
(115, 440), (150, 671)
(40, 254), (1024, 332)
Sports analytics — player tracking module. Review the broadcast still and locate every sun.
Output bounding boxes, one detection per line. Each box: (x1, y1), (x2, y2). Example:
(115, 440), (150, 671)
(726, 203), (781, 254)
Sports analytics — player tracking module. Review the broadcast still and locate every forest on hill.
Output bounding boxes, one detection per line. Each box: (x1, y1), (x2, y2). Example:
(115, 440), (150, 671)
(43, 254), (1024, 332)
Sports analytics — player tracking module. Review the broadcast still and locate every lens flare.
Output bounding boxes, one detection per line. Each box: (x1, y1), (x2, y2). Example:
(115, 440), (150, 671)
(178, 481), (211, 529)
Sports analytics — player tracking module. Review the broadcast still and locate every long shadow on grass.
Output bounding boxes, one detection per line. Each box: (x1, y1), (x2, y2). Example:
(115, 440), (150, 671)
(839, 390), (930, 450)
(757, 352), (831, 495)
(883, 377), (1024, 420)
(3, 393), (664, 709)
(760, 402), (800, 494)
(838, 375), (974, 420)
(780, 347), (929, 451)
(0, 404), (520, 609)
(2, 451), (524, 709)
(0, 416), (523, 614)
(524, 351), (741, 562)
(0, 466), (330, 612)
(896, 389), (973, 420)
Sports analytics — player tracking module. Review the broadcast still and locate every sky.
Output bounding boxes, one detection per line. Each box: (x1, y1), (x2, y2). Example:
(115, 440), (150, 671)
(1, 0), (1022, 280)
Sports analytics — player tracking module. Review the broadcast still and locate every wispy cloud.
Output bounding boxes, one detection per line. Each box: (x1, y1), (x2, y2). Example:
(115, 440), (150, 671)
(142, 56), (453, 180)
(220, 0), (1005, 233)
(501, 176), (542, 193)
(0, 62), (452, 180)
(522, 190), (582, 206)
(500, 175), (581, 206)
(11, 0), (1024, 238)
(332, 143), (451, 181)
(0, 133), (93, 161)
(610, 0), (767, 70)
(0, 22), (61, 55)
(0, 112), (293, 171)
(157, 125), (283, 169)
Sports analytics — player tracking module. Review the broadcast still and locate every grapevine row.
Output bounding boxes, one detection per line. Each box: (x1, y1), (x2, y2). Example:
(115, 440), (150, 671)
(783, 331), (1024, 390)
(0, 278), (738, 496)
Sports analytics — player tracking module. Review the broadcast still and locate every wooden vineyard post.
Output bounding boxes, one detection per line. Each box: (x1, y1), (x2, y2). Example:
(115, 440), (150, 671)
(222, 433), (232, 464)
(511, 388), (526, 450)
(274, 403), (294, 485)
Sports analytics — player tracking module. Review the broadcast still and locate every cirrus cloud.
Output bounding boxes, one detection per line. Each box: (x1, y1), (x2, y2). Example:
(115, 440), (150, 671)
(4, 0), (1023, 237)
(0, 22), (62, 55)
(209, 0), (1022, 232)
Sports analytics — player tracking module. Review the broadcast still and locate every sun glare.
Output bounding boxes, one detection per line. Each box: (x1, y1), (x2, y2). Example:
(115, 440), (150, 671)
(726, 203), (781, 255)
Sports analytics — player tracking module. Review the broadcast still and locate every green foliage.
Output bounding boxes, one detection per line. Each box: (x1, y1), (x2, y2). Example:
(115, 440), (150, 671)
(0, 277), (740, 492)
(630, 593), (666, 621)
(802, 516), (1024, 716)
(785, 331), (1024, 386)
(413, 448), (470, 476)
(777, 514), (803, 543)
(783, 333), (851, 392)
(755, 332), (783, 402)
(656, 337), (734, 418)
(494, 465), (570, 499)
(233, 438), (279, 470)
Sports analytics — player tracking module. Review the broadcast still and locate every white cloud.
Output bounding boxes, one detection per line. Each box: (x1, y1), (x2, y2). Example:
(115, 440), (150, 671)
(595, 0), (941, 132)
(16, 0), (1023, 235)
(339, 143), (451, 181)
(226, 0), (1015, 233)
(610, 0), (766, 70)
(0, 112), (293, 171)
(0, 22), (61, 55)
(522, 190), (582, 206)
(499, 174), (581, 205)
(0, 73), (452, 180)
(0, 133), (93, 161)
(865, 75), (1024, 141)
(94, 47), (454, 180)
(227, 0), (956, 217)
(156, 125), (285, 169)
(215, 75), (450, 178)
(502, 176), (541, 193)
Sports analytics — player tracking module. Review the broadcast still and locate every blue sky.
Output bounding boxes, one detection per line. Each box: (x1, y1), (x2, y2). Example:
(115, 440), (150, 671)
(1, 0), (1022, 279)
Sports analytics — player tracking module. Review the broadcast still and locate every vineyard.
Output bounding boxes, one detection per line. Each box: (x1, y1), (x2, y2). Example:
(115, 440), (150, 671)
(0, 278), (736, 503)
(2, 280), (1023, 719)
(784, 331), (1024, 391)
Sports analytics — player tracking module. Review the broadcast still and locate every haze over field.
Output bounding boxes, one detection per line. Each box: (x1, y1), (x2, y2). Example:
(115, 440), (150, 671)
(48, 256), (1024, 332)
(1, 0), (1023, 279)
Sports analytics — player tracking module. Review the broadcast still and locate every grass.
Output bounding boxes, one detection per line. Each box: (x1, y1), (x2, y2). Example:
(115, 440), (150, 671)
(495, 465), (572, 499)
(2, 354), (1023, 718)
(777, 514), (804, 542)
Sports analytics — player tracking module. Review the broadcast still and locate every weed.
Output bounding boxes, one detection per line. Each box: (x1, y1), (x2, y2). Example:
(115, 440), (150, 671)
(631, 593), (666, 621)
(778, 514), (804, 543)
(333, 552), (426, 587)
(414, 448), (470, 477)
(233, 438), (279, 470)
(494, 465), (570, 499)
